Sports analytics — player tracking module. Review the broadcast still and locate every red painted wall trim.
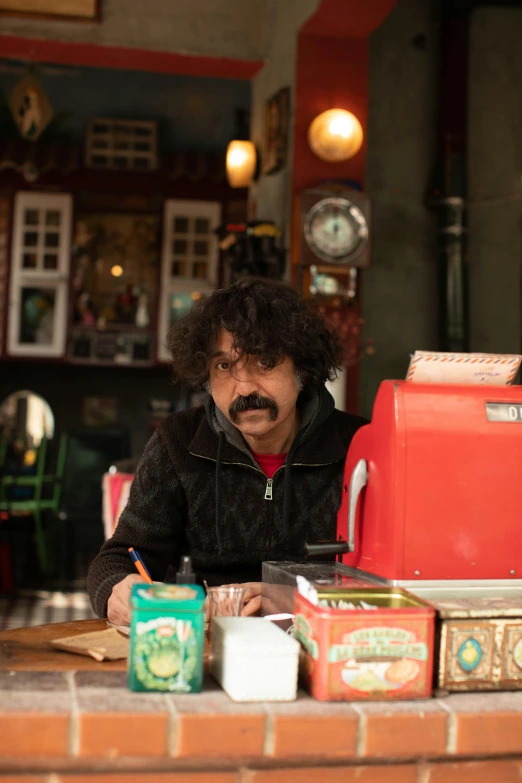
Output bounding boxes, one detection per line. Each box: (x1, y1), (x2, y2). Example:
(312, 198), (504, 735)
(290, 0), (397, 415)
(301, 0), (397, 39)
(0, 34), (263, 79)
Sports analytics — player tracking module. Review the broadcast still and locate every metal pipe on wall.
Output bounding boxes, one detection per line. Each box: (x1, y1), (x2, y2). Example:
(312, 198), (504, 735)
(434, 0), (522, 352)
(434, 1), (469, 352)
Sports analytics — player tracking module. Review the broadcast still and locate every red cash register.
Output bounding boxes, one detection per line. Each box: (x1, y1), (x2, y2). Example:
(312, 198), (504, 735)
(324, 381), (522, 587)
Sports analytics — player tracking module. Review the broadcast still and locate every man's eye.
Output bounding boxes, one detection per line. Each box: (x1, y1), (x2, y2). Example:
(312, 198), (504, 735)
(257, 360), (271, 371)
(216, 361), (229, 371)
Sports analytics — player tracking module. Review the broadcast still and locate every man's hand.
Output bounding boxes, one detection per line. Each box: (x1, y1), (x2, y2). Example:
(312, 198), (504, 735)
(107, 574), (146, 626)
(237, 582), (262, 617)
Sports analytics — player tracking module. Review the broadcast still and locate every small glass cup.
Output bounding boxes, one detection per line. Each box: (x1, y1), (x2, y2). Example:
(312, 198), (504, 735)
(207, 586), (246, 620)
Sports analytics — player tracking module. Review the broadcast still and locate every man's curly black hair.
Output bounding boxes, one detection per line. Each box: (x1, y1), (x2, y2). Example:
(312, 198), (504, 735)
(166, 277), (343, 390)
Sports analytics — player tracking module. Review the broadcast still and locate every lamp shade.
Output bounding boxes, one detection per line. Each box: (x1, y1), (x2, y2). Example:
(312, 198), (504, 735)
(308, 109), (363, 163)
(226, 140), (257, 187)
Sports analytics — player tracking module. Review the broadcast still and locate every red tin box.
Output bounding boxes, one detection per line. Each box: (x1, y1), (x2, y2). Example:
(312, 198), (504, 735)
(294, 587), (435, 701)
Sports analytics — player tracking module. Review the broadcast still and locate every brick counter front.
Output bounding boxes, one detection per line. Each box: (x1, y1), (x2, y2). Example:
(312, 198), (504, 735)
(1, 672), (522, 782)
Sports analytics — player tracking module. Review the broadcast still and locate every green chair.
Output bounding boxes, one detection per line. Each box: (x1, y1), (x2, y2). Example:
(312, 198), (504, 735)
(0, 388), (69, 576)
(0, 432), (68, 574)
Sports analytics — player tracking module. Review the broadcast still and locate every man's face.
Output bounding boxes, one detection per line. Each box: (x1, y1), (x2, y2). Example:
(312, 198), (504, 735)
(208, 329), (300, 441)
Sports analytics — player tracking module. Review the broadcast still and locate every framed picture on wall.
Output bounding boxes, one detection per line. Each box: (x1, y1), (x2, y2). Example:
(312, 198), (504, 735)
(262, 87), (290, 176)
(0, 0), (100, 20)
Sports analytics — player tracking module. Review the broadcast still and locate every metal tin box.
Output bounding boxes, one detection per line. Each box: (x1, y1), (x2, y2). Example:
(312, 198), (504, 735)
(262, 561), (376, 616)
(294, 587), (435, 701)
(427, 594), (522, 692)
(128, 583), (205, 693)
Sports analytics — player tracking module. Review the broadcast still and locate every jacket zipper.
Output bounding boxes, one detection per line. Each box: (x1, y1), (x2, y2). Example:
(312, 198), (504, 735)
(190, 451), (342, 548)
(191, 450), (274, 547)
(262, 461), (343, 547)
(190, 453), (342, 494)
(263, 465), (286, 546)
(264, 463), (287, 500)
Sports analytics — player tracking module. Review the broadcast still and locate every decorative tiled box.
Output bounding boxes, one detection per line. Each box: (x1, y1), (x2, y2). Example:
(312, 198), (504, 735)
(432, 595), (522, 692)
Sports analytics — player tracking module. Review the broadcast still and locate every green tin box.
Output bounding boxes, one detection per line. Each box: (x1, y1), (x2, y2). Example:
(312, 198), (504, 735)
(128, 583), (206, 693)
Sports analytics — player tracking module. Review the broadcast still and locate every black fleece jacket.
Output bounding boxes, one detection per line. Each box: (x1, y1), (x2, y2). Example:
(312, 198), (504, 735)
(87, 386), (367, 617)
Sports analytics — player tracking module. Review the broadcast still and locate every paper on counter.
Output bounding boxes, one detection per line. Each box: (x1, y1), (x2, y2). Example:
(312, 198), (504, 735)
(296, 578), (379, 611)
(406, 351), (522, 385)
(106, 620), (130, 636)
(317, 598), (378, 610)
(296, 576), (318, 605)
(50, 628), (129, 661)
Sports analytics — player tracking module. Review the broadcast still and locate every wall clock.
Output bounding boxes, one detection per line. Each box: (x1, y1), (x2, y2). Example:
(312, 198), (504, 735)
(304, 197), (368, 264)
(298, 186), (371, 269)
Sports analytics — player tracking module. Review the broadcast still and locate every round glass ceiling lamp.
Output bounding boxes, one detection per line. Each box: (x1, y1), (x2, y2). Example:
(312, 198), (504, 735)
(308, 109), (363, 163)
(226, 140), (257, 188)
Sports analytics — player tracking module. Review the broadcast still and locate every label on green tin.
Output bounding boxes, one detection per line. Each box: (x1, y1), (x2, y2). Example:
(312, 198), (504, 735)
(136, 584), (199, 602)
(133, 616), (199, 692)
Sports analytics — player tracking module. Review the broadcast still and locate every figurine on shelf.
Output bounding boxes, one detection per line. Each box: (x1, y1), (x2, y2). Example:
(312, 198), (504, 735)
(135, 292), (150, 328)
(74, 292), (96, 326)
(100, 305), (117, 324)
(72, 254), (89, 292)
(116, 285), (137, 324)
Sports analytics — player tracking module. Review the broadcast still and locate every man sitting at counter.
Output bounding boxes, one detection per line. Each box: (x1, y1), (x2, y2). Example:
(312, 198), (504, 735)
(87, 278), (366, 625)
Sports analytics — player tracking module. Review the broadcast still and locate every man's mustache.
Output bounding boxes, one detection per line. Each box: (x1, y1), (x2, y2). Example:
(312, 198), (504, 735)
(229, 393), (279, 423)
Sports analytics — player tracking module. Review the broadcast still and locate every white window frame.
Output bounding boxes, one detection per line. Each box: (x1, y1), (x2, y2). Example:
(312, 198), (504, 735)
(85, 118), (158, 171)
(157, 199), (221, 363)
(8, 191), (72, 358)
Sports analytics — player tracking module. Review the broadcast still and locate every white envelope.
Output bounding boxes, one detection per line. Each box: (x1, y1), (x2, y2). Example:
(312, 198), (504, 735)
(406, 351), (522, 385)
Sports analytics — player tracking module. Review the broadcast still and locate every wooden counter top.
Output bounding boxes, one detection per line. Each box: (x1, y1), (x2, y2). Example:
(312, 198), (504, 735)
(0, 618), (127, 671)
(1, 620), (522, 781)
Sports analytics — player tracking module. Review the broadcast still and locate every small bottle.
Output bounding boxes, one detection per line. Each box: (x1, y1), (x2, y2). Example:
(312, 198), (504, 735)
(135, 293), (150, 328)
(176, 555), (196, 584)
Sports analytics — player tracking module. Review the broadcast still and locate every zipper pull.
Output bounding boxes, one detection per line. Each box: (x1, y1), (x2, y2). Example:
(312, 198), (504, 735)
(264, 478), (273, 500)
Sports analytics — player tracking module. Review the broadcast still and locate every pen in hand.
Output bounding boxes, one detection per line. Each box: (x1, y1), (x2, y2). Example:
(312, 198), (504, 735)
(128, 547), (153, 584)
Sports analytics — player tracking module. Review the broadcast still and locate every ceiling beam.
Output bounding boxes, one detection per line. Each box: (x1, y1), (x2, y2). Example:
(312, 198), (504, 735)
(0, 34), (263, 79)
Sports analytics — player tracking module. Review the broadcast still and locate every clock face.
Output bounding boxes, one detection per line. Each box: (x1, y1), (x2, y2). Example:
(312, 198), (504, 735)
(304, 197), (368, 264)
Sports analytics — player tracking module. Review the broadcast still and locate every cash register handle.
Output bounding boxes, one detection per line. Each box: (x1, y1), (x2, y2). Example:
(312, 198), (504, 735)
(305, 458), (368, 559)
(304, 540), (350, 558)
(347, 458), (368, 552)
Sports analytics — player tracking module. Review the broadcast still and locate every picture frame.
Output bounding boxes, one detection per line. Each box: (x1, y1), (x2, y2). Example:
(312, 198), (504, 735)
(262, 87), (290, 176)
(0, 0), (100, 21)
(8, 73), (54, 142)
(83, 397), (118, 427)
